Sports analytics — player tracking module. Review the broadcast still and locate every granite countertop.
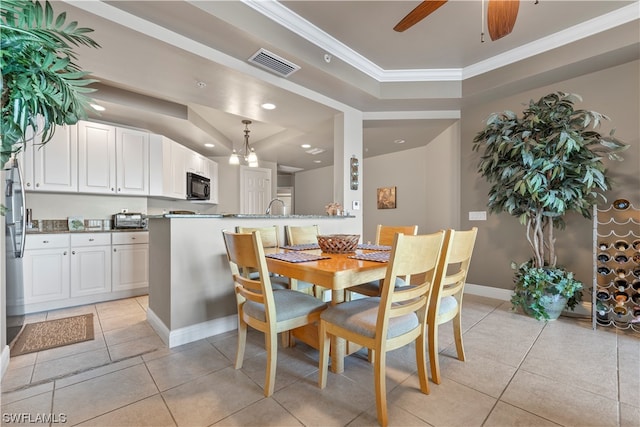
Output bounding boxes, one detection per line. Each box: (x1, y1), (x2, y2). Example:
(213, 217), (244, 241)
(146, 213), (353, 219)
(26, 228), (148, 234)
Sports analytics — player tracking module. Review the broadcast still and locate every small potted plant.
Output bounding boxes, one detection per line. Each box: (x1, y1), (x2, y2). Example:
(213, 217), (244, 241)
(473, 92), (628, 320)
(511, 260), (583, 320)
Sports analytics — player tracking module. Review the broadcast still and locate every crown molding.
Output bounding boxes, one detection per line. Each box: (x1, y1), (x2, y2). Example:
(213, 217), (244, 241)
(244, 0), (639, 83)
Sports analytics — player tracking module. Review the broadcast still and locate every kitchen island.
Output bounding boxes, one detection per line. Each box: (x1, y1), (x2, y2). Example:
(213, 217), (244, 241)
(146, 214), (359, 347)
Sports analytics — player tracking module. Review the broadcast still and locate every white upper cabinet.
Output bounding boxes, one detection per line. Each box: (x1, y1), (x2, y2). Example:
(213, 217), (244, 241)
(78, 121), (117, 194)
(78, 121), (149, 195)
(149, 134), (186, 200)
(22, 122), (78, 192)
(207, 159), (219, 204)
(116, 127), (149, 195)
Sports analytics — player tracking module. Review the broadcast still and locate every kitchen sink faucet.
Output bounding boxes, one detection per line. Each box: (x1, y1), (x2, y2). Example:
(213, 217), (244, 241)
(265, 198), (285, 215)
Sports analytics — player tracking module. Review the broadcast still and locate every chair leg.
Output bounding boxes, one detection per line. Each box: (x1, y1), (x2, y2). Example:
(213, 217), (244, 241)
(428, 321), (441, 384)
(374, 348), (388, 427)
(235, 318), (247, 369)
(318, 320), (330, 388)
(264, 330), (278, 397)
(415, 334), (430, 394)
(452, 312), (466, 361)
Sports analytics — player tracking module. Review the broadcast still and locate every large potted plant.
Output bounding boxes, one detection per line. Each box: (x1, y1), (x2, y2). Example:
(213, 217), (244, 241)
(1, 0), (100, 167)
(472, 91), (628, 320)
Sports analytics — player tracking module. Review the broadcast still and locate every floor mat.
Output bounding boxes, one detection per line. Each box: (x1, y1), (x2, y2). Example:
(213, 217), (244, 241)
(10, 314), (94, 357)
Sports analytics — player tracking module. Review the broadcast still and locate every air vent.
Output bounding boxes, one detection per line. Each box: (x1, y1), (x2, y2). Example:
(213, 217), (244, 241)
(248, 48), (301, 78)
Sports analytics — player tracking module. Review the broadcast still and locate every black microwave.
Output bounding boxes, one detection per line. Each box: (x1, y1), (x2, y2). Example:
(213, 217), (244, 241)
(186, 172), (210, 200)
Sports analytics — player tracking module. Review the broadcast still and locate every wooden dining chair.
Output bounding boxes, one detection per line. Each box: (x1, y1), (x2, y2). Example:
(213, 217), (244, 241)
(318, 231), (446, 427)
(285, 224), (319, 246)
(235, 225), (290, 290)
(285, 225), (325, 298)
(349, 224), (419, 297)
(223, 230), (327, 397)
(428, 227), (478, 384)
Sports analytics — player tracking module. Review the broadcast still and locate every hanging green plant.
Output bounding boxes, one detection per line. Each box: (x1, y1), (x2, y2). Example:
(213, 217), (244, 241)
(1, 0), (100, 166)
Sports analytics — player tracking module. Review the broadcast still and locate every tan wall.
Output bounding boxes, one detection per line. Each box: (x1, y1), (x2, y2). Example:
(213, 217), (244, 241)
(461, 60), (640, 290)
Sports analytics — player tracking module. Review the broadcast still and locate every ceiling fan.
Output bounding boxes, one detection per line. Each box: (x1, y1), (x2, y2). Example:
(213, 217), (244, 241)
(394, 0), (520, 41)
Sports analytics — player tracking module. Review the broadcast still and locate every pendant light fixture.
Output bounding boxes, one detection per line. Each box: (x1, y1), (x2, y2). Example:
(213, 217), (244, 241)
(229, 119), (259, 167)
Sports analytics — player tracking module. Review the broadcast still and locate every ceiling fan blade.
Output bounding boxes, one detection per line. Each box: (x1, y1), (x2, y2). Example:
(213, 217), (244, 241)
(487, 0), (519, 41)
(394, 0), (448, 32)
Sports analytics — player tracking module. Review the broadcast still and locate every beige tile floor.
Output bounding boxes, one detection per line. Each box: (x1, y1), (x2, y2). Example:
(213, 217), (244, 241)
(1, 294), (639, 427)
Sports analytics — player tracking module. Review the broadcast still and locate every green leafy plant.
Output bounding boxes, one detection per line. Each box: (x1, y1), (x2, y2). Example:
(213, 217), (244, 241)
(473, 92), (628, 319)
(511, 260), (583, 320)
(1, 0), (100, 167)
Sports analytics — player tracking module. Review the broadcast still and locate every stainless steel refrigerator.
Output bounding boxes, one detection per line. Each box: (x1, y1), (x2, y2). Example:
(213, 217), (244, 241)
(4, 156), (26, 345)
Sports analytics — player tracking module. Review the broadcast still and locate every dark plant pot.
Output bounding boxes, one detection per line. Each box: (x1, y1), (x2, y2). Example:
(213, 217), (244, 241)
(524, 294), (568, 320)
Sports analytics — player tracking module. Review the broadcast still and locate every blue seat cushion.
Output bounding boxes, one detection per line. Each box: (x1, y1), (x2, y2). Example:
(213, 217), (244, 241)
(438, 295), (458, 316)
(320, 297), (419, 339)
(244, 290), (327, 322)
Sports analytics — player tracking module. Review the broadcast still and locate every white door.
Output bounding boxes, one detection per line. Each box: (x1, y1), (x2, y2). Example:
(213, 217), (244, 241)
(240, 166), (271, 214)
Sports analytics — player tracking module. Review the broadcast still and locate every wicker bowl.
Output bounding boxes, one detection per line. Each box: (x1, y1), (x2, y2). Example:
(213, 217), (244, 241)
(317, 234), (360, 253)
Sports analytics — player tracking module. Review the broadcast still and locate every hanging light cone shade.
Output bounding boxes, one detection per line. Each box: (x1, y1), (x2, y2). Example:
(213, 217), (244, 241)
(229, 149), (240, 165)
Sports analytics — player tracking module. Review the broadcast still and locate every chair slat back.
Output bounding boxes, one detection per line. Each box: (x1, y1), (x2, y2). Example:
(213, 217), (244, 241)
(430, 227), (478, 311)
(236, 225), (280, 248)
(286, 225), (319, 245)
(223, 230), (276, 310)
(376, 224), (418, 246)
(379, 231), (446, 329)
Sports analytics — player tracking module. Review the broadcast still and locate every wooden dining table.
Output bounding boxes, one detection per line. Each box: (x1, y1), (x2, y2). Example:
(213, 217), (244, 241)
(264, 246), (389, 373)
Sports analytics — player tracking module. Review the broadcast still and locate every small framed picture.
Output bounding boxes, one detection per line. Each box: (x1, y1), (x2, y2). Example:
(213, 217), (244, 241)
(377, 186), (396, 209)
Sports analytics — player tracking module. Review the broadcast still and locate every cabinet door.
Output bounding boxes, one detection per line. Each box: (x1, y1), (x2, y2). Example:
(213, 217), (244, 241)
(116, 128), (149, 195)
(70, 245), (112, 297)
(186, 151), (206, 176)
(78, 121), (116, 194)
(112, 244), (149, 291)
(170, 143), (188, 199)
(24, 247), (70, 304)
(208, 159), (219, 204)
(29, 124), (78, 192)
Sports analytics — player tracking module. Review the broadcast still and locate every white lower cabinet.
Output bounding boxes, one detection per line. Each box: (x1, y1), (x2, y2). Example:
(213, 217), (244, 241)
(70, 233), (112, 298)
(112, 232), (149, 292)
(24, 234), (70, 305)
(23, 231), (148, 313)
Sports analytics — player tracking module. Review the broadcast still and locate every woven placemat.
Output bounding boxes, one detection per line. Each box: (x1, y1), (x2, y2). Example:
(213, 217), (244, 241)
(348, 251), (390, 263)
(357, 244), (392, 251)
(10, 314), (94, 357)
(280, 243), (321, 251)
(266, 252), (330, 263)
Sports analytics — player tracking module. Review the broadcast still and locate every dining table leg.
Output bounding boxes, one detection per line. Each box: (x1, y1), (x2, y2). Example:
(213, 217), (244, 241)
(330, 288), (346, 373)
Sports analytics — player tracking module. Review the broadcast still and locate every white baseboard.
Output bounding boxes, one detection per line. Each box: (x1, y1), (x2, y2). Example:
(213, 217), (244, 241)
(1, 345), (10, 382)
(464, 283), (512, 301)
(147, 308), (237, 348)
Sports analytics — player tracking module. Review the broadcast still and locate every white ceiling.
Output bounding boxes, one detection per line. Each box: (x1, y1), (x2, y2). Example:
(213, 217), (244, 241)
(60, 0), (639, 172)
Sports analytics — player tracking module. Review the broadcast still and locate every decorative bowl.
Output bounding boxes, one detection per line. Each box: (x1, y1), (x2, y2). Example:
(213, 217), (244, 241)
(317, 234), (360, 253)
(613, 199), (630, 210)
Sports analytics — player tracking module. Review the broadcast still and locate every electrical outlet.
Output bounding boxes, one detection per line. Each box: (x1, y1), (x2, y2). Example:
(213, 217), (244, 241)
(352, 200), (360, 210)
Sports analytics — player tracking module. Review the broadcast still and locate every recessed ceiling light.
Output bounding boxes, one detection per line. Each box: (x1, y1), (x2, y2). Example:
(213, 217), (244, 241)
(204, 143), (214, 148)
(313, 160), (322, 163)
(394, 139), (406, 144)
(301, 144), (311, 148)
(261, 103), (276, 110)
(90, 103), (105, 112)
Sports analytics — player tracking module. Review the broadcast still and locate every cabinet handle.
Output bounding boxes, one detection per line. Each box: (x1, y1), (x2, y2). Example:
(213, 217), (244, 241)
(113, 248), (117, 252)
(118, 188), (121, 192)
(43, 240), (49, 244)
(89, 238), (94, 241)
(111, 188), (114, 191)
(36, 183), (40, 188)
(26, 182), (31, 187)
(72, 251), (76, 255)
(131, 237), (136, 240)
(63, 251), (67, 255)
